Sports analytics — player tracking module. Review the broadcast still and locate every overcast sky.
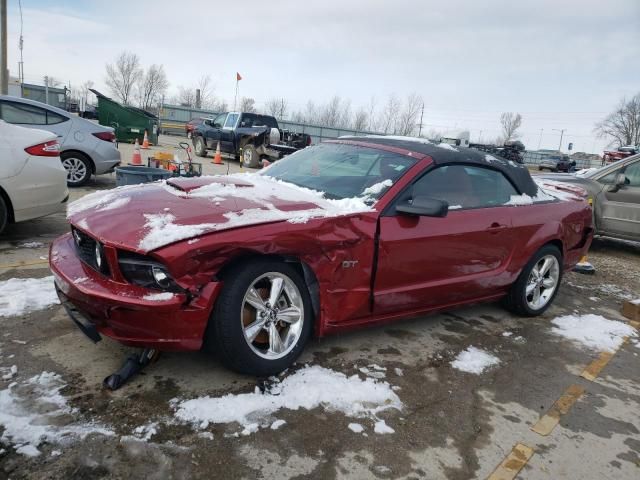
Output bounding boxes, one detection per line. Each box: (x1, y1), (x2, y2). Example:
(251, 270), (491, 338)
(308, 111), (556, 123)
(6, 0), (640, 153)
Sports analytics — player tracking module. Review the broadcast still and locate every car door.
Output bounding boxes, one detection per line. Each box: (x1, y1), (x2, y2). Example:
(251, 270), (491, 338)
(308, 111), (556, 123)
(0, 100), (72, 140)
(204, 113), (226, 149)
(221, 112), (240, 152)
(597, 159), (640, 239)
(374, 164), (520, 315)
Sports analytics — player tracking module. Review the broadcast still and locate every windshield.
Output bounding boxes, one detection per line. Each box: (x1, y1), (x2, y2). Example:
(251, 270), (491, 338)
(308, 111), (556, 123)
(261, 143), (416, 200)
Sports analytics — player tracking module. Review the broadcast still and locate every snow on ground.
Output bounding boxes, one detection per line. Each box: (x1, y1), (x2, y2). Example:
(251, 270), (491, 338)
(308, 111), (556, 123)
(142, 292), (175, 301)
(348, 423), (364, 433)
(550, 314), (637, 352)
(0, 276), (59, 317)
(373, 420), (395, 434)
(451, 347), (501, 374)
(434, 142), (458, 151)
(597, 284), (634, 301)
(19, 242), (44, 248)
(172, 366), (401, 435)
(132, 422), (158, 441)
(0, 372), (113, 456)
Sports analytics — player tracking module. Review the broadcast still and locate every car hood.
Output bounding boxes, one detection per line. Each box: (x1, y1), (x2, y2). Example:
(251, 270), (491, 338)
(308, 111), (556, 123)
(67, 174), (373, 252)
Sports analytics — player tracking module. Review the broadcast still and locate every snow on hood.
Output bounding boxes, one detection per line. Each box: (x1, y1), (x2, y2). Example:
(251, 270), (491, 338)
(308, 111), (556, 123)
(67, 173), (375, 252)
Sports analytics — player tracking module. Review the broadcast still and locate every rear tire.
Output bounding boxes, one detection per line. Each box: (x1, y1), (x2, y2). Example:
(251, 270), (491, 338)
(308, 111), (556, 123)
(0, 196), (8, 234)
(504, 245), (563, 317)
(206, 259), (312, 376)
(194, 136), (207, 157)
(61, 151), (92, 187)
(243, 144), (260, 168)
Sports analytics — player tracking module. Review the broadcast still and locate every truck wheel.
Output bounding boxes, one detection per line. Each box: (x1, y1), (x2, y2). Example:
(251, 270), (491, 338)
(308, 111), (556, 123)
(206, 259), (313, 376)
(503, 245), (562, 317)
(243, 145), (260, 168)
(0, 196), (8, 234)
(194, 137), (207, 157)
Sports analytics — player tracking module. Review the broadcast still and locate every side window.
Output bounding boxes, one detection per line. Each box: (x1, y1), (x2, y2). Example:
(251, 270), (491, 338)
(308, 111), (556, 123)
(411, 165), (518, 209)
(47, 111), (68, 125)
(224, 113), (239, 129)
(212, 113), (226, 128)
(1, 101), (48, 125)
(597, 170), (617, 185)
(623, 162), (640, 187)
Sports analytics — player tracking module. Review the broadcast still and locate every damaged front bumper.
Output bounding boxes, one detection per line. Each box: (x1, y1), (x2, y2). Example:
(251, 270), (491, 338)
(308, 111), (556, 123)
(50, 233), (222, 351)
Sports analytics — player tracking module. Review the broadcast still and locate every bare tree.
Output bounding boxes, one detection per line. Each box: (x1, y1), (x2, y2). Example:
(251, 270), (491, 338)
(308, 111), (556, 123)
(367, 96), (378, 132)
(137, 64), (168, 110)
(240, 97), (257, 113)
(319, 96), (342, 126)
(595, 94), (640, 147)
(352, 108), (368, 132)
(276, 98), (288, 119)
(304, 101), (318, 124)
(175, 86), (197, 107)
(500, 112), (523, 143)
(105, 52), (142, 105)
(379, 94), (401, 134)
(396, 93), (423, 136)
(265, 98), (280, 116)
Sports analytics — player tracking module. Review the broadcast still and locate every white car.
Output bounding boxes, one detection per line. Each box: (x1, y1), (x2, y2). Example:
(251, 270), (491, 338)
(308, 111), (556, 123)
(0, 121), (69, 233)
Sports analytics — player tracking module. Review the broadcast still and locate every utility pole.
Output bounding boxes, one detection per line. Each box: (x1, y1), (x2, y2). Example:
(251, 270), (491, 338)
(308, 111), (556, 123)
(552, 128), (566, 151)
(537, 128), (544, 150)
(417, 101), (425, 137)
(0, 0), (8, 95)
(18, 0), (23, 93)
(478, 130), (483, 143)
(44, 75), (49, 104)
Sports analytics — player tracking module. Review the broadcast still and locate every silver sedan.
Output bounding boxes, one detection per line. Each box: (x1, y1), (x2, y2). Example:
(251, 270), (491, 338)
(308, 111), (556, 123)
(0, 95), (121, 186)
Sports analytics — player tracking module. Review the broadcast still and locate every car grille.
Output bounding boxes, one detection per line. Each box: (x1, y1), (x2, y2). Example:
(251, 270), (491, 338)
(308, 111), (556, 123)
(72, 227), (110, 276)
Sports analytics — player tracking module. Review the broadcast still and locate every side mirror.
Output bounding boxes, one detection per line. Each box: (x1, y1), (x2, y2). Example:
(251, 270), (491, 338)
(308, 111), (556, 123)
(397, 195), (449, 217)
(204, 119), (212, 127)
(608, 173), (627, 192)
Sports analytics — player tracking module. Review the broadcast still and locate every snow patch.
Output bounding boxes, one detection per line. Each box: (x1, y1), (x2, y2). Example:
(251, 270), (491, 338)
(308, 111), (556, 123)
(374, 419), (395, 434)
(19, 242), (44, 248)
(434, 142), (458, 151)
(67, 184), (142, 218)
(0, 372), (113, 456)
(172, 366), (401, 435)
(451, 347), (500, 374)
(97, 196), (130, 212)
(550, 314), (636, 352)
(362, 179), (393, 197)
(270, 419), (286, 430)
(0, 276), (59, 317)
(132, 422), (158, 441)
(348, 423), (364, 433)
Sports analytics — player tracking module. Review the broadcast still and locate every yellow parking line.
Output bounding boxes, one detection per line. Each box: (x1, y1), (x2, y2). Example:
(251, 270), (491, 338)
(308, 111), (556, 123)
(0, 259), (49, 269)
(531, 384), (585, 436)
(487, 443), (534, 480)
(580, 350), (616, 381)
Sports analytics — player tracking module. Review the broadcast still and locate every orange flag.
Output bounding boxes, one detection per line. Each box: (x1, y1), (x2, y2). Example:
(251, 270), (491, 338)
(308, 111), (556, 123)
(236, 72), (242, 81)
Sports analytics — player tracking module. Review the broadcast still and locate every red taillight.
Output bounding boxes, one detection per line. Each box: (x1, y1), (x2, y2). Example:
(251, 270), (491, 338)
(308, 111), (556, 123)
(92, 131), (116, 142)
(25, 140), (60, 157)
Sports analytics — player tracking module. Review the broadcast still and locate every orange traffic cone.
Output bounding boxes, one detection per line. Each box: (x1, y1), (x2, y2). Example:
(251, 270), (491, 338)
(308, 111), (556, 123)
(212, 141), (223, 165)
(131, 139), (143, 165)
(141, 130), (150, 149)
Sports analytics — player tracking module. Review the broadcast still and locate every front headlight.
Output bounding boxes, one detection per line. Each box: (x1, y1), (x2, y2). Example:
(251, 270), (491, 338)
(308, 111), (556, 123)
(118, 252), (183, 292)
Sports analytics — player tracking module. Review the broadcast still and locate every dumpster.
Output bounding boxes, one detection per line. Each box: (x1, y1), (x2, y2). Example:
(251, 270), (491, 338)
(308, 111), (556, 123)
(90, 89), (159, 145)
(115, 166), (172, 187)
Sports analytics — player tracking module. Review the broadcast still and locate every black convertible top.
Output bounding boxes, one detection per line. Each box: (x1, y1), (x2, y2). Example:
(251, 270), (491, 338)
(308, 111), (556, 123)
(337, 136), (538, 196)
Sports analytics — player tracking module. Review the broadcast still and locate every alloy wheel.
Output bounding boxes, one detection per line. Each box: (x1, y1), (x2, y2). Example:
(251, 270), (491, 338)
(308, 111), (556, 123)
(525, 254), (560, 310)
(62, 157), (88, 184)
(240, 272), (304, 360)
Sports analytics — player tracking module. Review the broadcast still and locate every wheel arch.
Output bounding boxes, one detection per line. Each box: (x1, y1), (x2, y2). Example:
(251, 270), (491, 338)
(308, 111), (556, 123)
(215, 253), (321, 332)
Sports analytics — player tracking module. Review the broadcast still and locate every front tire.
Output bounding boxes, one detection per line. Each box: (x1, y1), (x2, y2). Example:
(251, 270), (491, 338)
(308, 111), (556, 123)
(61, 152), (92, 187)
(207, 260), (313, 376)
(504, 245), (562, 316)
(194, 136), (207, 157)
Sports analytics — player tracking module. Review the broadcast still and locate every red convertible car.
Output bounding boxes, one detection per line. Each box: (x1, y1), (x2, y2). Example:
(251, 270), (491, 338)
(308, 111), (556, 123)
(50, 137), (593, 376)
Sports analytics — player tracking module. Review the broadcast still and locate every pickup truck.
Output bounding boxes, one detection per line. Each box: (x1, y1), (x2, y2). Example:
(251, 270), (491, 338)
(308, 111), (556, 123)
(191, 112), (311, 167)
